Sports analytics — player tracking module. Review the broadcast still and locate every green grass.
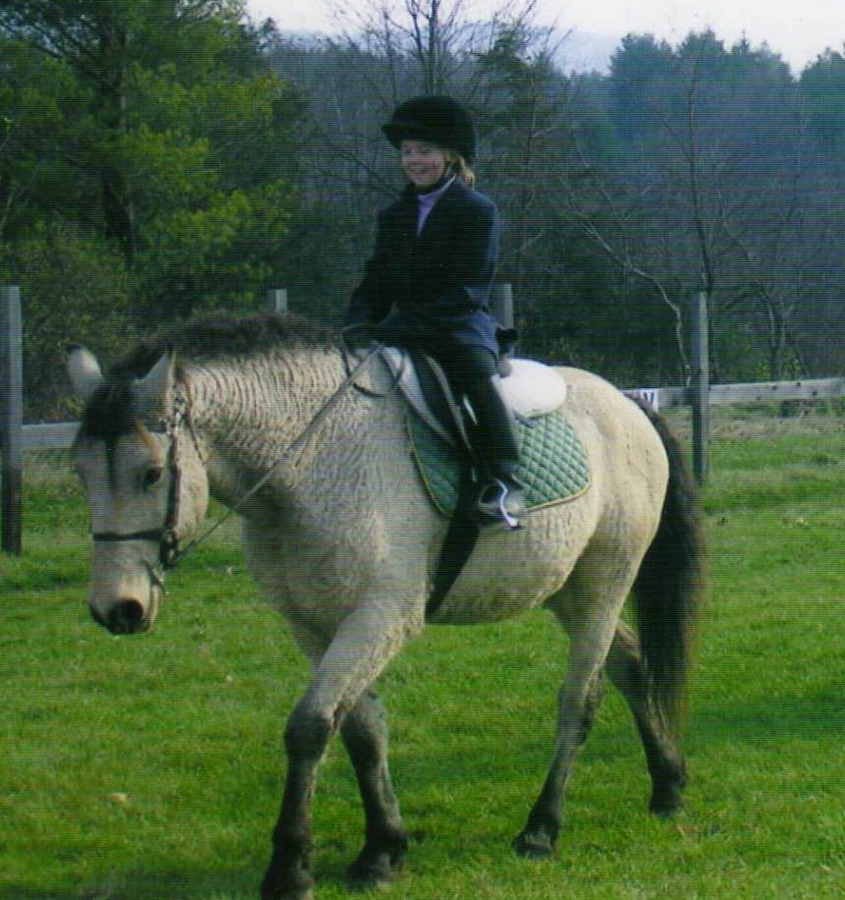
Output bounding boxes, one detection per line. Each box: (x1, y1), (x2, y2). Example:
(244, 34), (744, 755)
(3, 415), (845, 899)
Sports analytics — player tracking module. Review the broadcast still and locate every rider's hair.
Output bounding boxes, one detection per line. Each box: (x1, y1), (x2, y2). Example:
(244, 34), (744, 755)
(445, 150), (475, 187)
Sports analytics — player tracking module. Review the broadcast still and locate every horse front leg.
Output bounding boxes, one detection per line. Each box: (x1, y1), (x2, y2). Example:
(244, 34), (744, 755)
(341, 689), (409, 889)
(261, 604), (417, 900)
(261, 699), (331, 900)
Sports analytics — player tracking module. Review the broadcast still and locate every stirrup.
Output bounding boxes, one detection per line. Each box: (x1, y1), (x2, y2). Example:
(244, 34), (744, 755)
(474, 478), (525, 530)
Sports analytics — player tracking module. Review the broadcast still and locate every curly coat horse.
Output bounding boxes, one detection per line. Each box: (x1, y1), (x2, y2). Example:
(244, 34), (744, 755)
(67, 314), (704, 900)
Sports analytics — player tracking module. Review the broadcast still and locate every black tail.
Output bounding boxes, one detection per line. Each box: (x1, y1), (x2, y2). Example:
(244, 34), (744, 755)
(631, 402), (705, 733)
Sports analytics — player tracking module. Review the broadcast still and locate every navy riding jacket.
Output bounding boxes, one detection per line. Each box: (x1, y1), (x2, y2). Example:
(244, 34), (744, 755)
(345, 179), (501, 357)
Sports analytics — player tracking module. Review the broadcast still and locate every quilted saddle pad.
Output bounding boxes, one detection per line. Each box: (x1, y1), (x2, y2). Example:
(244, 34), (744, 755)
(408, 408), (591, 518)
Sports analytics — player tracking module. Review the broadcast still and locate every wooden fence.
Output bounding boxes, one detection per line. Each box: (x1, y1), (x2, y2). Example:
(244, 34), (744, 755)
(1, 286), (22, 554)
(3, 285), (845, 554)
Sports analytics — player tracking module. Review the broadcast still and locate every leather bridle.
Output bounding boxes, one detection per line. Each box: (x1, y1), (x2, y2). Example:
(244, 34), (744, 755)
(90, 342), (383, 593)
(91, 393), (190, 581)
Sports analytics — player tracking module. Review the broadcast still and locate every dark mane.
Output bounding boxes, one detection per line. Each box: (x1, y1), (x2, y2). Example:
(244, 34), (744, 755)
(110, 312), (339, 381)
(78, 312), (339, 445)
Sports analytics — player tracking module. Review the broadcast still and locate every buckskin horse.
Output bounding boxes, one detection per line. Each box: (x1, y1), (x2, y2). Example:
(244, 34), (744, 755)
(67, 313), (704, 900)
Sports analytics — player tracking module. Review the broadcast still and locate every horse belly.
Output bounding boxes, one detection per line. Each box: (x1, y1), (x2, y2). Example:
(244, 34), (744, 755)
(430, 514), (583, 625)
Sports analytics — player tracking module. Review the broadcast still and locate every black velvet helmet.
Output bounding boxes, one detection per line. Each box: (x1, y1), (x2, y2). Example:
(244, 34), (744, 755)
(382, 95), (477, 163)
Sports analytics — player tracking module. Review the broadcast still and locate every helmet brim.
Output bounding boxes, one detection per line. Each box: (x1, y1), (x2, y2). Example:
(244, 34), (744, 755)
(381, 95), (477, 163)
(383, 121), (444, 150)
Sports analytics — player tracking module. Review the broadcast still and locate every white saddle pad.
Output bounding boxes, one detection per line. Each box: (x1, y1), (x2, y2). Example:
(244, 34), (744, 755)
(377, 347), (567, 446)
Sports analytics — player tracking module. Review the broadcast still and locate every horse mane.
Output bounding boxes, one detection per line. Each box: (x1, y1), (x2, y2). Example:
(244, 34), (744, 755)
(78, 312), (340, 445)
(111, 312), (339, 380)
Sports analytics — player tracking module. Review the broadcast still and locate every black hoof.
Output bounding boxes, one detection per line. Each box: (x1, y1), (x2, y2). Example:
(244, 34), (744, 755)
(346, 839), (407, 892)
(261, 863), (314, 900)
(513, 830), (556, 859)
(347, 858), (399, 892)
(650, 782), (685, 818)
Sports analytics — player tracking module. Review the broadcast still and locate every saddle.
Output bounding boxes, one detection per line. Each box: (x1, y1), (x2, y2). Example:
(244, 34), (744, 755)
(365, 346), (585, 619)
(378, 346), (567, 451)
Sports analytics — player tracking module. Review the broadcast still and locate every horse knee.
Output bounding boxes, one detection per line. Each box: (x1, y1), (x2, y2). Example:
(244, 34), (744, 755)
(342, 692), (388, 755)
(285, 704), (334, 763)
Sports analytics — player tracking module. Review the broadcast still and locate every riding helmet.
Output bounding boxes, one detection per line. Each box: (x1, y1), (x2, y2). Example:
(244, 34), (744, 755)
(382, 95), (477, 163)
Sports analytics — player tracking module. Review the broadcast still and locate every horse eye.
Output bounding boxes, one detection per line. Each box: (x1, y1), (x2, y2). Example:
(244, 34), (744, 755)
(142, 466), (164, 489)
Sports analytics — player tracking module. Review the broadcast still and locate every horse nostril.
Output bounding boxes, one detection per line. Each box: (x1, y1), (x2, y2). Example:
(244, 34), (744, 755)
(107, 599), (146, 633)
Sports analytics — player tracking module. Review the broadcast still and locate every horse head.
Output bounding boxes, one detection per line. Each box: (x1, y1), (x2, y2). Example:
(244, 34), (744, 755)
(67, 347), (209, 634)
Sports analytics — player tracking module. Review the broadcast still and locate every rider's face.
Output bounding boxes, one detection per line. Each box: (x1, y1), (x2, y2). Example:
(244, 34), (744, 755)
(400, 140), (448, 189)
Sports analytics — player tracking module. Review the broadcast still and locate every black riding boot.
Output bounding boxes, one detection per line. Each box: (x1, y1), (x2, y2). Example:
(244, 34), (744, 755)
(462, 374), (526, 529)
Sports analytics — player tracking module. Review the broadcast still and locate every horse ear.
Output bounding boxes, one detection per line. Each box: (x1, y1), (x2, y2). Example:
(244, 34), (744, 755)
(66, 346), (104, 403)
(132, 351), (177, 421)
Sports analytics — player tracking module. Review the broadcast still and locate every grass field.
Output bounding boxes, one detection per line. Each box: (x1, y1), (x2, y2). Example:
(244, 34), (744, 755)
(2, 407), (845, 899)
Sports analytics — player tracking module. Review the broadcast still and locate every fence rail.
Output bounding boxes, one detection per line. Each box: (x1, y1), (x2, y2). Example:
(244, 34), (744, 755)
(5, 282), (845, 555)
(21, 422), (80, 450)
(21, 379), (845, 454)
(630, 378), (845, 410)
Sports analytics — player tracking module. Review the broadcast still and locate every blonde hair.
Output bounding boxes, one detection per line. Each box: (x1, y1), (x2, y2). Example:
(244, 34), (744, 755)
(445, 150), (475, 187)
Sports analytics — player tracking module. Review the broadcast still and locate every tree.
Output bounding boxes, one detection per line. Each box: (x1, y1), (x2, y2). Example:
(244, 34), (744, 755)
(472, 24), (598, 362)
(0, 35), (96, 241)
(608, 33), (675, 145)
(0, 222), (137, 419)
(0, 0), (306, 317)
(800, 48), (845, 151)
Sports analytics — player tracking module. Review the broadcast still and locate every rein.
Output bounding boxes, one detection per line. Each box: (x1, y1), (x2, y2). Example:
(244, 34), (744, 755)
(129, 341), (384, 580)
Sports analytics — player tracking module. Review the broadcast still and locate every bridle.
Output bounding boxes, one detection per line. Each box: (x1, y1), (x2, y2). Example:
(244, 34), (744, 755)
(90, 342), (383, 593)
(91, 392), (190, 586)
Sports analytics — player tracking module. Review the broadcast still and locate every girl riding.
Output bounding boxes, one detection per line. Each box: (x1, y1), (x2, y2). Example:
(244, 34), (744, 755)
(345, 94), (525, 528)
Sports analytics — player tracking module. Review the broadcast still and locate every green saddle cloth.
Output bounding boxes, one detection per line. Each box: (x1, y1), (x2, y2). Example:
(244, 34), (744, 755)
(408, 408), (591, 518)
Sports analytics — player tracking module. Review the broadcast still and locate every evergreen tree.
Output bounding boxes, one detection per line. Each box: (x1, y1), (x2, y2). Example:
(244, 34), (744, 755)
(0, 0), (306, 317)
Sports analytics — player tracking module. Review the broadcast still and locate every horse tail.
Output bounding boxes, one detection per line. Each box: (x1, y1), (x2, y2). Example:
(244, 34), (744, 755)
(631, 401), (705, 734)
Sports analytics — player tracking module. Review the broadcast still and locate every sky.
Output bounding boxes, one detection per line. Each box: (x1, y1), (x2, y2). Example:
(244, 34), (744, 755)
(246, 0), (845, 75)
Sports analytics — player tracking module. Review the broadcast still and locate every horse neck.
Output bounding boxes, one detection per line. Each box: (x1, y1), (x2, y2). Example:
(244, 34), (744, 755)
(186, 348), (346, 506)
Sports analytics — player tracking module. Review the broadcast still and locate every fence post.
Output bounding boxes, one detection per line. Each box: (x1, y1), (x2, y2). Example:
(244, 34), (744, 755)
(690, 290), (709, 484)
(1, 285), (23, 555)
(267, 289), (288, 314)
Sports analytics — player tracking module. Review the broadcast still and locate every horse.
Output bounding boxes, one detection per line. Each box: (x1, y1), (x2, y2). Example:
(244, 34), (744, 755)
(67, 313), (704, 900)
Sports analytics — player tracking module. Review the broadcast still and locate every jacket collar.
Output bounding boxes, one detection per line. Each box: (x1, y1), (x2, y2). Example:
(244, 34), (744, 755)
(401, 175), (467, 203)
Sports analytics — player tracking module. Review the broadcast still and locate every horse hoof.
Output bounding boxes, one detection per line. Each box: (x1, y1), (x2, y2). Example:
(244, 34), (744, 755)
(346, 851), (404, 892)
(513, 831), (556, 859)
(261, 865), (315, 900)
(649, 783), (684, 818)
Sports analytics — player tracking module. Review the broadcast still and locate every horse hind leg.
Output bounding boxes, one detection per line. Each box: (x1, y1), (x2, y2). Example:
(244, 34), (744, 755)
(514, 579), (622, 858)
(341, 688), (409, 889)
(513, 662), (606, 857)
(604, 621), (687, 816)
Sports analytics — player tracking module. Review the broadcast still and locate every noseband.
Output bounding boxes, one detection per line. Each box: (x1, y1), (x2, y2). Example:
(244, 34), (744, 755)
(91, 394), (190, 576)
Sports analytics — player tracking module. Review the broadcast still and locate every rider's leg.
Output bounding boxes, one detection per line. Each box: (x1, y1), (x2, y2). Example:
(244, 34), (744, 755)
(435, 344), (525, 528)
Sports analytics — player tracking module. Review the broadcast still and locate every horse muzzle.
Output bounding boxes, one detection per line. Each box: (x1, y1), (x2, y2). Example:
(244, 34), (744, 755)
(89, 574), (161, 635)
(91, 598), (154, 635)
(88, 541), (166, 635)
